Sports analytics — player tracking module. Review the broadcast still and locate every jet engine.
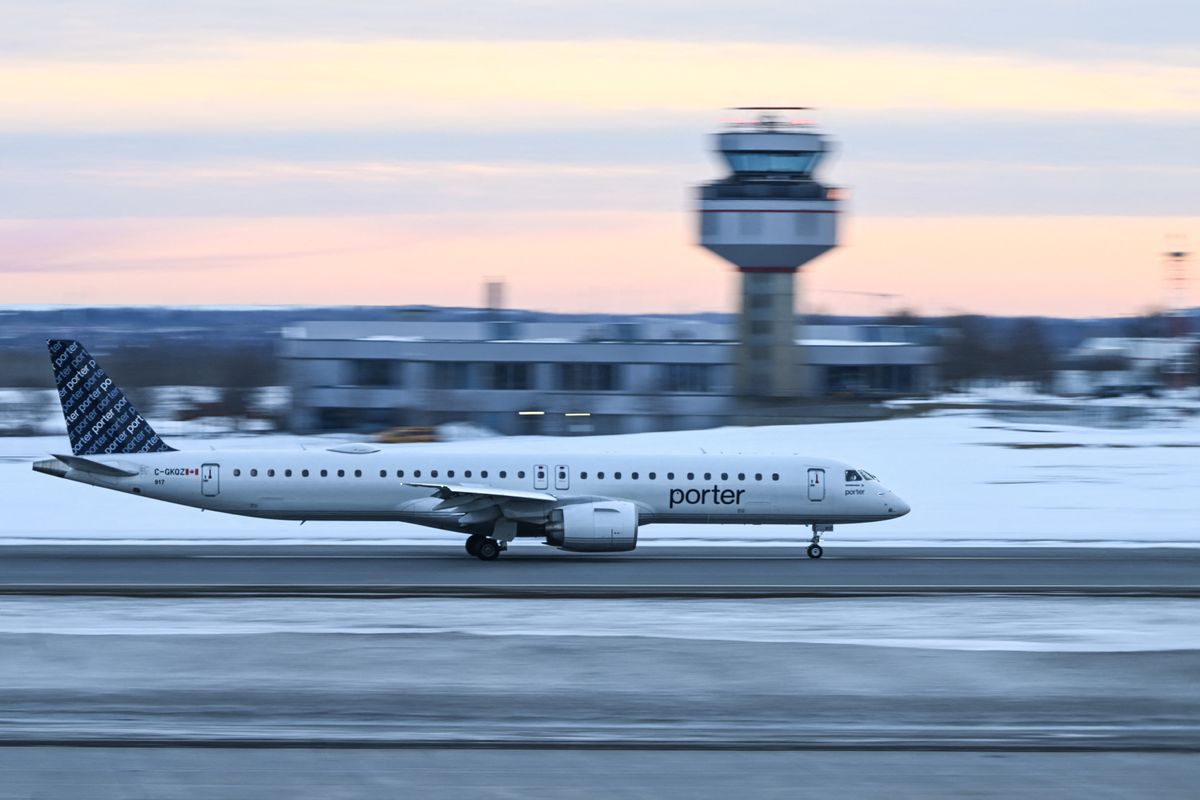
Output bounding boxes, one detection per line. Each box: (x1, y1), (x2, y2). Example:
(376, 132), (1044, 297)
(546, 501), (638, 552)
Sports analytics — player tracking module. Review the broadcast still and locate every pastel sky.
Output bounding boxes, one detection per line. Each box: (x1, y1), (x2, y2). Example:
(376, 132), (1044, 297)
(2, 1), (1197, 316)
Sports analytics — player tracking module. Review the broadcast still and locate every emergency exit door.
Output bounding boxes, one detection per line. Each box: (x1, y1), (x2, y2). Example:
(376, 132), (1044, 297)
(201, 463), (220, 497)
(555, 465), (570, 490)
(807, 468), (825, 501)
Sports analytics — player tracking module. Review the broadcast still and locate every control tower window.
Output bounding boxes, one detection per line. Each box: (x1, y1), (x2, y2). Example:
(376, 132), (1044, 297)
(728, 152), (817, 175)
(795, 214), (818, 236)
(738, 212), (761, 236)
(701, 212), (719, 236)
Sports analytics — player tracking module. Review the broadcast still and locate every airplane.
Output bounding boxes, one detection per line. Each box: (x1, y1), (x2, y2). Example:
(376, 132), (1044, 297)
(33, 339), (910, 560)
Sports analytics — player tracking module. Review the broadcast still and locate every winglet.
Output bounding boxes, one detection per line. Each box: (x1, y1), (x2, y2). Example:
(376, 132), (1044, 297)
(47, 339), (175, 456)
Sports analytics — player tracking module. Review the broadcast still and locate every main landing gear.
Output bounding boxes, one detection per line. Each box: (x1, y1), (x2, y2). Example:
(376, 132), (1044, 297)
(465, 534), (505, 561)
(807, 524), (832, 559)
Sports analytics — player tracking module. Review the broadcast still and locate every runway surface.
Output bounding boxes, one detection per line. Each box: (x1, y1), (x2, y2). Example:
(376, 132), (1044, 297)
(0, 544), (1197, 596)
(2, 544), (1197, 796)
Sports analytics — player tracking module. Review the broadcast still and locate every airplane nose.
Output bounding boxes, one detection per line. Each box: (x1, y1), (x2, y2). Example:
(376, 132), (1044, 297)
(887, 492), (910, 517)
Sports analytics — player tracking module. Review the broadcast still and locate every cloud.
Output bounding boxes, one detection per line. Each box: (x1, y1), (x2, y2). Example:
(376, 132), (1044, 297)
(1, 40), (1198, 134)
(1, 2), (1195, 61)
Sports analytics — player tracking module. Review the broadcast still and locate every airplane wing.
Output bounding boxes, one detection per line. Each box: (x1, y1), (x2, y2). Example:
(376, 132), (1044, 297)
(403, 482), (558, 503)
(402, 482), (559, 527)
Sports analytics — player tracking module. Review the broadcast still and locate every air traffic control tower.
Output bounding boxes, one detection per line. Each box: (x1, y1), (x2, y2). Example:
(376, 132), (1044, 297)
(698, 108), (839, 399)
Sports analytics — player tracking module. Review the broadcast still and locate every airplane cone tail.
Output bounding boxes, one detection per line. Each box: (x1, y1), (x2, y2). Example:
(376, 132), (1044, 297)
(47, 339), (175, 456)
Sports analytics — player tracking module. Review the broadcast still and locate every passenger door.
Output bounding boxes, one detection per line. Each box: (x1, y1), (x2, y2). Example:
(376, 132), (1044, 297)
(555, 465), (570, 491)
(807, 468), (825, 502)
(201, 463), (220, 497)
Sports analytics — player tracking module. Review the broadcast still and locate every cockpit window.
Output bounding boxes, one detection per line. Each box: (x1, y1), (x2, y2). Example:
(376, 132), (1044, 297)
(845, 470), (864, 483)
(862, 470), (877, 480)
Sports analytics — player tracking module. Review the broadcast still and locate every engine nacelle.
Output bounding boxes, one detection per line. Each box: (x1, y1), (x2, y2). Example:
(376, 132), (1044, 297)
(546, 501), (638, 552)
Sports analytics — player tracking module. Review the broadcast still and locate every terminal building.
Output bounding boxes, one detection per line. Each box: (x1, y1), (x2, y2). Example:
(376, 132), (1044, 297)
(281, 317), (939, 435)
(282, 110), (941, 435)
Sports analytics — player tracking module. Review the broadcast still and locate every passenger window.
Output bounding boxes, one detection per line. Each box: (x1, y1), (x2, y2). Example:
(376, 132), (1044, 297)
(448, 470), (455, 478)
(687, 472), (694, 480)
(250, 469), (257, 477)
(233, 469), (241, 477)
(738, 473), (745, 481)
(721, 472), (728, 481)
(431, 470), (439, 478)
(755, 473), (762, 481)
(337, 469), (345, 478)
(518, 471), (526, 479)
(614, 472), (622, 480)
(649, 472), (656, 480)
(499, 470), (507, 479)
(414, 470), (422, 478)
(597, 472), (605, 479)
(481, 470), (488, 478)
(667, 472), (674, 480)
(320, 469), (328, 477)
(285, 469), (292, 477)
(397, 470), (404, 478)
(772, 473), (780, 481)
(379, 469), (387, 478)
(302, 469), (309, 478)
(704, 473), (712, 481)
(353, 469), (361, 478)
(580, 472), (588, 479)
(267, 469), (275, 477)
(631, 472), (639, 480)
(464, 470), (472, 478)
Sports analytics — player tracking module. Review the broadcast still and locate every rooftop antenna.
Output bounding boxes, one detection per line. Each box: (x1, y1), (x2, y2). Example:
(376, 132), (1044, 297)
(1163, 236), (1191, 338)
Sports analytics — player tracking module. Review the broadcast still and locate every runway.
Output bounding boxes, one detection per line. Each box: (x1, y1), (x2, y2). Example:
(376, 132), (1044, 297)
(0, 544), (1196, 596)
(2, 544), (1198, 796)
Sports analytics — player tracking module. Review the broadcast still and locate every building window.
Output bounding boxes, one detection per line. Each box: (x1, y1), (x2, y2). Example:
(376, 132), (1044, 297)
(490, 362), (530, 390)
(662, 364), (714, 393)
(558, 363), (621, 391)
(352, 359), (392, 387)
(431, 362), (471, 389)
(701, 212), (719, 236)
(795, 213), (818, 237)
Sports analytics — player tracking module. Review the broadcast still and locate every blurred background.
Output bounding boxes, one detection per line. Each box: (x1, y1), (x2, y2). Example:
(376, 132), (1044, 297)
(2, 2), (1199, 798)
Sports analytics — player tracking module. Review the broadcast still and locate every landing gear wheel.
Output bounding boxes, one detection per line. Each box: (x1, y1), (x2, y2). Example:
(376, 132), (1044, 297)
(465, 534), (484, 557)
(476, 538), (501, 561)
(806, 544), (824, 559)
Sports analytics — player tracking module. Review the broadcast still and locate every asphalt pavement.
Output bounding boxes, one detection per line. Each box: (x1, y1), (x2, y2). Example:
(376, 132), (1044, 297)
(0, 544), (1196, 595)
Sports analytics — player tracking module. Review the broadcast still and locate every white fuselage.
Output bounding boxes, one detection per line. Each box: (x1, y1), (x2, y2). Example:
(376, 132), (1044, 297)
(42, 444), (909, 537)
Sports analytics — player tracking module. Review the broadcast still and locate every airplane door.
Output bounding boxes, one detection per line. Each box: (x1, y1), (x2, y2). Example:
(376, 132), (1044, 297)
(534, 464), (549, 490)
(555, 464), (570, 491)
(201, 463), (220, 497)
(807, 468), (825, 502)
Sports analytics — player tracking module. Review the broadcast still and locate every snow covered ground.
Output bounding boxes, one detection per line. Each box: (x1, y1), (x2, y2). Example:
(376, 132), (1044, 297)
(3, 407), (1200, 547)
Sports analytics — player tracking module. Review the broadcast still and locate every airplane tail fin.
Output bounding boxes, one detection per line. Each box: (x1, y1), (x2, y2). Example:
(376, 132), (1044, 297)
(47, 339), (175, 455)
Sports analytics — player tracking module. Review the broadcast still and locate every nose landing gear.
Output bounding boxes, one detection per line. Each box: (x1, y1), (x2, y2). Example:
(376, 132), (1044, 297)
(807, 524), (832, 559)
